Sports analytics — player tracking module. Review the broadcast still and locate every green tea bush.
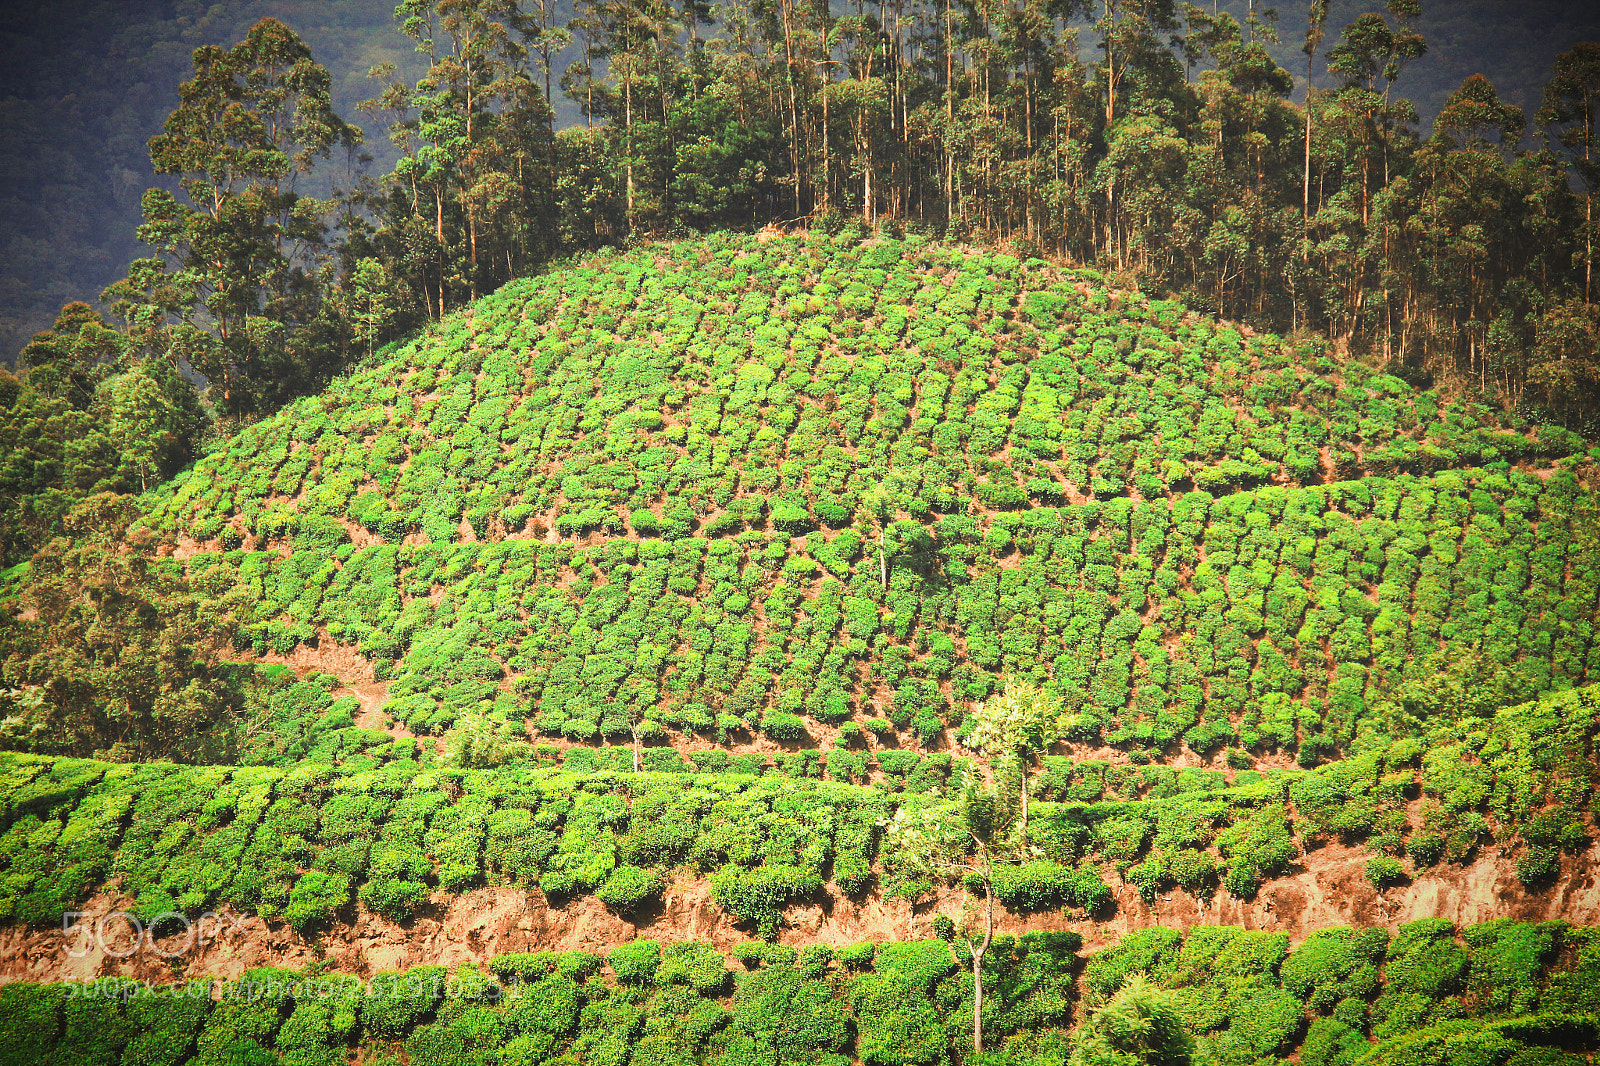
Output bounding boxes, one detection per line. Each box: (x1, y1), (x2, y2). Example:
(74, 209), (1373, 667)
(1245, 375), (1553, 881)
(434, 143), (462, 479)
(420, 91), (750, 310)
(1385, 920), (1469, 999)
(285, 870), (351, 932)
(1365, 855), (1406, 890)
(609, 939), (662, 985)
(121, 982), (213, 1066)
(1462, 919), (1559, 1016)
(657, 940), (731, 995)
(709, 864), (824, 939)
(992, 861), (1077, 911)
(727, 963), (849, 1064)
(364, 968), (448, 1039)
(849, 968), (947, 1066)
(0, 984), (64, 1066)
(596, 863), (661, 913)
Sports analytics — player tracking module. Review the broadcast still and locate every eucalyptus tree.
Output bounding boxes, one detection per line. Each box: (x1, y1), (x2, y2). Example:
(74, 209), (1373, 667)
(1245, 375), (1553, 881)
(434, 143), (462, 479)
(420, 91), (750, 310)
(1301, 0), (1328, 222)
(1324, 0), (1426, 225)
(116, 17), (357, 418)
(885, 777), (1018, 1053)
(370, 0), (558, 314)
(1541, 43), (1600, 303)
(964, 676), (1063, 845)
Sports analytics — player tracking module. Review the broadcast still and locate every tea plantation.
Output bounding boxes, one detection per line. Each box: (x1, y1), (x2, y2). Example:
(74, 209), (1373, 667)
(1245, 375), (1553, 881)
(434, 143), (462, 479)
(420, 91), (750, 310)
(1, 917), (1599, 1066)
(141, 232), (1599, 755)
(1, 232), (1598, 1064)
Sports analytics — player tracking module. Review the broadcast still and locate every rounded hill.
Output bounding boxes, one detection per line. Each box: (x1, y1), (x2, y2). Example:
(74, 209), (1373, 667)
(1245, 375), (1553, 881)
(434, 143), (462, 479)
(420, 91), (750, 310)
(145, 231), (1600, 762)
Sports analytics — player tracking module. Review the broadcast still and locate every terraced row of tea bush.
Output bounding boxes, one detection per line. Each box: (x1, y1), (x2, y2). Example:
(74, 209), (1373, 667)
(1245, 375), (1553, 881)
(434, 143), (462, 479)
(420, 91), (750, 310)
(172, 460), (1600, 755)
(1, 687), (1590, 937)
(2, 918), (1597, 1066)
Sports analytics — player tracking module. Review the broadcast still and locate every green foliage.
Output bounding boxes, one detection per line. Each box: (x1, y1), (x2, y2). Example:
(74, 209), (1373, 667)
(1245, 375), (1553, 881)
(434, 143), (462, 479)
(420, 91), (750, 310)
(0, 983), (66, 1066)
(851, 971), (949, 1066)
(710, 864), (824, 940)
(726, 963), (849, 1065)
(1070, 975), (1194, 1066)
(992, 861), (1079, 912)
(41, 232), (1590, 774)
(609, 940), (661, 986)
(595, 863), (660, 913)
(1365, 855), (1407, 890)
(285, 870), (350, 932)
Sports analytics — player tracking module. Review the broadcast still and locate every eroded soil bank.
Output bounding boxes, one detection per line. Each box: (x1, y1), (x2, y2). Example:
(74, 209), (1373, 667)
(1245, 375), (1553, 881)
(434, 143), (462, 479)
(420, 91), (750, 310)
(1, 843), (1594, 986)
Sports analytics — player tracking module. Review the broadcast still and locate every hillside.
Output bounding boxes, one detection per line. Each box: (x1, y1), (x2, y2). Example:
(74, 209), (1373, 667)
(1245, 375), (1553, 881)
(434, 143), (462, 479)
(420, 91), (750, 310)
(142, 231), (1597, 763)
(1, 231), (1599, 1066)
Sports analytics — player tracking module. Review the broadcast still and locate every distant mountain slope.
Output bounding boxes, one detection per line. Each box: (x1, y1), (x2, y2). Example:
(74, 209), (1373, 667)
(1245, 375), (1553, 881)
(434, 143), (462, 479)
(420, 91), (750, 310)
(137, 232), (1600, 761)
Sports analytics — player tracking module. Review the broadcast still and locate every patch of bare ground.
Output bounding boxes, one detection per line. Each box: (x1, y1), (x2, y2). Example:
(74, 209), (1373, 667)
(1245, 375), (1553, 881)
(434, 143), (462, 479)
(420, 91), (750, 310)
(344, 682), (402, 737)
(5, 844), (1596, 986)
(231, 629), (376, 685)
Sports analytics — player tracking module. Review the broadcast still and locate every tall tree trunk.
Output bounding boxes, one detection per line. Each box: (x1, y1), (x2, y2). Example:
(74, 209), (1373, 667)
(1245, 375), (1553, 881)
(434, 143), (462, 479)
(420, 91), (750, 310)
(1018, 758), (1029, 844)
(780, 0), (803, 216)
(1302, 95), (1313, 222)
(945, 0), (955, 222)
(436, 187), (446, 316)
(971, 870), (994, 1053)
(625, 71), (636, 229)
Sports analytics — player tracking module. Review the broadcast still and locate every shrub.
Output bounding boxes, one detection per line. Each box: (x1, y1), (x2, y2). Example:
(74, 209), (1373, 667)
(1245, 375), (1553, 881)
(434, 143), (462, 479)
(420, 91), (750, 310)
(850, 972), (946, 1066)
(596, 864), (661, 913)
(1128, 856), (1168, 902)
(1515, 846), (1561, 887)
(1094, 816), (1152, 865)
(1408, 833), (1446, 868)
(1085, 927), (1185, 999)
(1220, 987), (1305, 1057)
(1463, 919), (1557, 1015)
(797, 944), (833, 979)
(609, 939), (662, 985)
(838, 941), (877, 970)
(709, 864), (823, 939)
(1365, 856), (1406, 891)
(0, 984), (64, 1065)
(728, 962), (848, 1064)
(657, 940), (731, 995)
(121, 982), (213, 1066)
(364, 968), (446, 1039)
(992, 861), (1076, 912)
(55, 980), (137, 1064)
(761, 713), (808, 742)
(690, 751), (731, 773)
(285, 871), (351, 932)
(1282, 928), (1370, 1012)
(360, 843), (434, 920)
(1386, 919), (1468, 997)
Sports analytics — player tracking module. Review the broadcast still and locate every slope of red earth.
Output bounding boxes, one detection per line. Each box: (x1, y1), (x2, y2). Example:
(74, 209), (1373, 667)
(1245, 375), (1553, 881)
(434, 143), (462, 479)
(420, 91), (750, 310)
(2, 841), (1593, 986)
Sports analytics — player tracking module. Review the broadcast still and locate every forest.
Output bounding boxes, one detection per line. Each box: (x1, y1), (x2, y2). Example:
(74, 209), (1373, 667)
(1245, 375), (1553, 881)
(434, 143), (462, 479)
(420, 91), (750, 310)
(0, 1), (1598, 1064)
